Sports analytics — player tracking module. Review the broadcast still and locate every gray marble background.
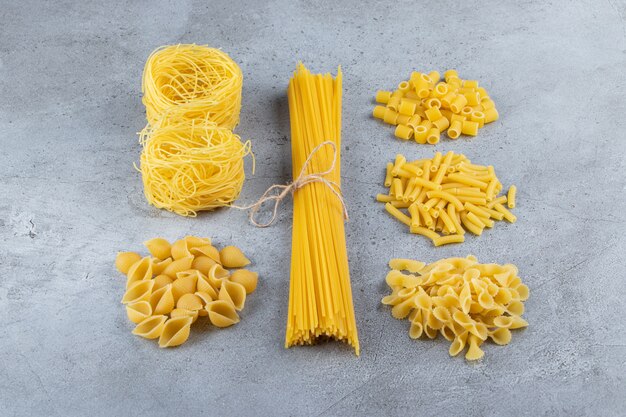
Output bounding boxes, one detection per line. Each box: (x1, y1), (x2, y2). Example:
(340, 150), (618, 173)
(1, 0), (625, 416)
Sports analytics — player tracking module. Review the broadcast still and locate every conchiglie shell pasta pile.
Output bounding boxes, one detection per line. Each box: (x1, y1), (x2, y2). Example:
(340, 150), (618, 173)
(117, 236), (258, 348)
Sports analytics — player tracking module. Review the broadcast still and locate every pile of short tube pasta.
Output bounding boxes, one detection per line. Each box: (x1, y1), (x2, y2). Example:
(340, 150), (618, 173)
(121, 44), (528, 361)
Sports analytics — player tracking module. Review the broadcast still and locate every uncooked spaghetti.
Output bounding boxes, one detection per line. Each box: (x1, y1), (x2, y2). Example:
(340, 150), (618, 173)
(142, 44), (243, 129)
(285, 63), (359, 355)
(139, 115), (252, 217)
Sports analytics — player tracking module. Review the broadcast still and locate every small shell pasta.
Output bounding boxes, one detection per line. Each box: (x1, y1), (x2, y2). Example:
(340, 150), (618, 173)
(117, 236), (258, 347)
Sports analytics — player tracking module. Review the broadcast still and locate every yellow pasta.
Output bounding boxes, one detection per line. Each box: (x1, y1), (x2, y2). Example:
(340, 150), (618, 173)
(507, 185), (517, 209)
(142, 44), (242, 128)
(116, 235), (259, 347)
(379, 152), (517, 245)
(381, 256), (529, 361)
(285, 63), (359, 354)
(372, 70), (498, 143)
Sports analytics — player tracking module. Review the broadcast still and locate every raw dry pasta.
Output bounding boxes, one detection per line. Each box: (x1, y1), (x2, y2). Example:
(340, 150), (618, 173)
(381, 256), (529, 361)
(378, 151), (517, 245)
(116, 236), (259, 348)
(373, 70), (499, 143)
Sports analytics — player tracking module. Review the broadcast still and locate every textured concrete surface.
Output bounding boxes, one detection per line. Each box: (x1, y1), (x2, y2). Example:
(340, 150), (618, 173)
(1, 0), (625, 416)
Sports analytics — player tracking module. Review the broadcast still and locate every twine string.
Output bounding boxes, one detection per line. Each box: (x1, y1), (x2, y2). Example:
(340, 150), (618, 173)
(233, 141), (349, 227)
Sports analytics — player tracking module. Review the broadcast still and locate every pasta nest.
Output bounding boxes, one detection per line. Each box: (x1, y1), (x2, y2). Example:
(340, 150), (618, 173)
(139, 117), (252, 216)
(142, 44), (243, 129)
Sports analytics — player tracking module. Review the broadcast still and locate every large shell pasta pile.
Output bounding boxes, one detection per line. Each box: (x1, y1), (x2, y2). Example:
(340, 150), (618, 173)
(382, 256), (529, 361)
(116, 236), (258, 348)
(372, 70), (499, 143)
(378, 151), (517, 246)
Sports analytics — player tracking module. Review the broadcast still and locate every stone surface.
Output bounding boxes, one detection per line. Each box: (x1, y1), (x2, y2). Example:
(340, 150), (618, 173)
(1, 0), (625, 416)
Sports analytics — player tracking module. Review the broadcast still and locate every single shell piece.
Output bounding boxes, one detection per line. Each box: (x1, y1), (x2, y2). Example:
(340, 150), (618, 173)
(170, 308), (199, 323)
(159, 316), (193, 348)
(132, 315), (167, 339)
(149, 284), (175, 315)
(218, 280), (246, 311)
(219, 246), (250, 268)
(144, 238), (171, 260)
(153, 274), (174, 291)
(172, 272), (199, 301)
(126, 257), (153, 288)
(184, 236), (211, 248)
(122, 279), (154, 304)
(190, 245), (221, 264)
(116, 252), (142, 274)
(391, 296), (416, 320)
(191, 256), (218, 276)
(176, 293), (203, 311)
(196, 273), (219, 300)
(194, 291), (214, 316)
(126, 301), (152, 324)
(208, 264), (230, 289)
(206, 300), (240, 328)
(162, 256), (193, 278)
(170, 239), (192, 260)
(229, 269), (258, 294)
(152, 257), (173, 275)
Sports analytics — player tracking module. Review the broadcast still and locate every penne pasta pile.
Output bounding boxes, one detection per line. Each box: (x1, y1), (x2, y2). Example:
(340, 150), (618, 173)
(382, 256), (529, 361)
(378, 151), (517, 246)
(117, 236), (258, 348)
(373, 70), (499, 143)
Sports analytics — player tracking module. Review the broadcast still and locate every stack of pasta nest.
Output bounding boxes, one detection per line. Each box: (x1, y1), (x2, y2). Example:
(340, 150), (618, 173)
(138, 44), (251, 216)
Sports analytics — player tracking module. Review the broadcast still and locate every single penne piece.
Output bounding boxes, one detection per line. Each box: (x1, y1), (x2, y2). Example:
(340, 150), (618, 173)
(404, 177), (418, 202)
(415, 188), (429, 204)
(402, 164), (422, 177)
(392, 154), (406, 176)
(432, 163), (449, 185)
(446, 173), (489, 189)
(433, 234), (465, 247)
(493, 203), (517, 223)
(417, 203), (434, 226)
(431, 152), (443, 170)
(450, 188), (486, 198)
(425, 190), (464, 211)
(376, 193), (394, 203)
(408, 203), (421, 228)
(395, 167), (416, 179)
(435, 198), (448, 211)
(438, 208), (457, 233)
(482, 206), (504, 220)
(441, 182), (470, 190)
(422, 160), (432, 180)
(392, 178), (404, 200)
(413, 177), (442, 191)
(487, 195), (507, 208)
(507, 185), (517, 209)
(461, 212), (483, 235)
(385, 203), (412, 226)
(464, 202), (492, 218)
(408, 185), (422, 202)
(447, 204), (465, 235)
(384, 162), (393, 187)
(423, 197), (440, 210)
(455, 195), (488, 206)
(485, 178), (498, 201)
(442, 151), (455, 166)
(390, 200), (412, 209)
(435, 216), (445, 232)
(466, 211), (486, 227)
(409, 225), (440, 240)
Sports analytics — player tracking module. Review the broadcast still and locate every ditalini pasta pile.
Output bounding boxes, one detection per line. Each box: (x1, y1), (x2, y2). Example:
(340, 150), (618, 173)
(382, 256), (529, 361)
(138, 44), (252, 216)
(373, 70), (499, 143)
(378, 151), (517, 245)
(285, 63), (360, 354)
(116, 236), (258, 348)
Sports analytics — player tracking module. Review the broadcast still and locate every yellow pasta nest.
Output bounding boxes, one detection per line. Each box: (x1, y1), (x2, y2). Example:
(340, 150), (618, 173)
(116, 236), (259, 348)
(372, 70), (499, 143)
(139, 117), (252, 216)
(142, 44), (243, 128)
(382, 256), (529, 361)
(378, 151), (517, 245)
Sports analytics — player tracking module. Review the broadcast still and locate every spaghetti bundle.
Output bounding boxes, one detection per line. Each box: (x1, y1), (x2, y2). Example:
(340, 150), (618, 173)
(285, 63), (359, 355)
(139, 116), (251, 217)
(142, 44), (243, 129)
(138, 44), (250, 216)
